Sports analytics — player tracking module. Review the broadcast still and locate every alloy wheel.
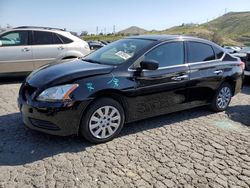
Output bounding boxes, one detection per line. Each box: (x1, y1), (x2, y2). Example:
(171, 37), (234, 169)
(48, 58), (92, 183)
(89, 106), (121, 139)
(216, 86), (231, 109)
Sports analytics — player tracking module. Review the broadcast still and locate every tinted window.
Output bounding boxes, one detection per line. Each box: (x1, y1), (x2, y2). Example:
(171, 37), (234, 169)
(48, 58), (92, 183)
(187, 42), (215, 63)
(0, 31), (28, 46)
(213, 46), (224, 59)
(53, 33), (63, 44)
(33, 31), (53, 45)
(58, 34), (73, 44)
(145, 42), (184, 67)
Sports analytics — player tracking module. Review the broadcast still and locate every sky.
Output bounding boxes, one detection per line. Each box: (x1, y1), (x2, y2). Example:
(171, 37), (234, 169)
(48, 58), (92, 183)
(0, 0), (249, 34)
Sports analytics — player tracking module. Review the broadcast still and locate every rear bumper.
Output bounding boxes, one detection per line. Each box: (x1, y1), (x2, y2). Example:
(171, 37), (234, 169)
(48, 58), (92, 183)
(233, 73), (244, 96)
(19, 98), (90, 136)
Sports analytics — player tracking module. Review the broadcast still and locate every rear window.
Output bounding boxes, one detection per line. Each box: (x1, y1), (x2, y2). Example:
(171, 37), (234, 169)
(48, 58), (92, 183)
(187, 41), (216, 63)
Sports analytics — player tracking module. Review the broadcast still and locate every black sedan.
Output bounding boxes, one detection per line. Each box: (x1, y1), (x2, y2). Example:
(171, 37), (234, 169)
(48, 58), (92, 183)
(18, 35), (244, 143)
(88, 41), (105, 51)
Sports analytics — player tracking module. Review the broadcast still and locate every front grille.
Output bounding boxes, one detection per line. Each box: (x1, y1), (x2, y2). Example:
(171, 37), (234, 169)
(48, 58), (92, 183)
(29, 118), (60, 130)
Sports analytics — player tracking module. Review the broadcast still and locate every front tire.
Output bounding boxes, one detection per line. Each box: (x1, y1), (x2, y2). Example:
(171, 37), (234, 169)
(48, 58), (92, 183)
(80, 98), (125, 143)
(210, 83), (232, 112)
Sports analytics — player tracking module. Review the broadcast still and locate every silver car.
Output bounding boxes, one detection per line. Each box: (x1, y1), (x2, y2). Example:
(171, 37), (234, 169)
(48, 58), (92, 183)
(0, 26), (90, 75)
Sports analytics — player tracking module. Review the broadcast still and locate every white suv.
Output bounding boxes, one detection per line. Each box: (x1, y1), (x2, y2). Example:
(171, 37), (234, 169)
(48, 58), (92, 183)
(0, 26), (90, 75)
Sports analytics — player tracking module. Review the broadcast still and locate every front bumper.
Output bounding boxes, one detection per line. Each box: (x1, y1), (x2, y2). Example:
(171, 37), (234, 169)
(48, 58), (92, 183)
(18, 84), (91, 136)
(20, 102), (87, 136)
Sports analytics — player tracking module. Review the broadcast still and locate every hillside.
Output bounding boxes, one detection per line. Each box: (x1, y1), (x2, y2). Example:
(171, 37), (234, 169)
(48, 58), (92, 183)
(83, 12), (250, 46)
(118, 26), (148, 35)
(162, 12), (250, 46)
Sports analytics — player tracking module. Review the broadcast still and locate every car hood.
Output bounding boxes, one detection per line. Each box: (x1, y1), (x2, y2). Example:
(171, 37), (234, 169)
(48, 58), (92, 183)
(26, 59), (114, 88)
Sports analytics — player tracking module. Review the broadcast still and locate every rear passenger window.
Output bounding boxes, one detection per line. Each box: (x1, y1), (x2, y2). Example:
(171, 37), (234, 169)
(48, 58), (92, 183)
(145, 42), (184, 68)
(213, 46), (224, 59)
(33, 31), (53, 45)
(57, 34), (73, 44)
(187, 42), (215, 63)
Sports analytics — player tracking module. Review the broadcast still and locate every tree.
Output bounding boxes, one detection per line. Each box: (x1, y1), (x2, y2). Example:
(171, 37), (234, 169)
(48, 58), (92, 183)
(70, 32), (78, 36)
(6, 24), (12, 29)
(212, 32), (224, 45)
(80, 31), (88, 36)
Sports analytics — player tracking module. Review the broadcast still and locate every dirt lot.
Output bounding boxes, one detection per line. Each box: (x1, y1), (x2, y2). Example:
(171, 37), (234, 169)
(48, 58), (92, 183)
(0, 79), (250, 188)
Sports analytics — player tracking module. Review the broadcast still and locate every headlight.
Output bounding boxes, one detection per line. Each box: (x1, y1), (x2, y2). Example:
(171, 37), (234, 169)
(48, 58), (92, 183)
(36, 84), (79, 102)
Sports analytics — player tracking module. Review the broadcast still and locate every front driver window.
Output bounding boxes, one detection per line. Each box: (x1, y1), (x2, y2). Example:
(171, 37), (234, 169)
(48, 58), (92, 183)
(0, 31), (28, 46)
(144, 42), (184, 68)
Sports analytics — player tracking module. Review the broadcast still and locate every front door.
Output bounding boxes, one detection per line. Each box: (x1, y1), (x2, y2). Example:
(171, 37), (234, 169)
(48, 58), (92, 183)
(129, 41), (190, 121)
(0, 30), (33, 73)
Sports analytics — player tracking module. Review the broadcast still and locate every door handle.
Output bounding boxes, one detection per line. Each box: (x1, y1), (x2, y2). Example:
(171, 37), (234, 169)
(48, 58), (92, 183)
(171, 74), (189, 81)
(22, 48), (30, 52)
(58, 46), (64, 50)
(213, 70), (223, 74)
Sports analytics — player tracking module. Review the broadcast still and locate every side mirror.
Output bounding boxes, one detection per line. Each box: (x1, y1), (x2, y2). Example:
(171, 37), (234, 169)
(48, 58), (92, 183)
(140, 60), (159, 70)
(0, 41), (2, 47)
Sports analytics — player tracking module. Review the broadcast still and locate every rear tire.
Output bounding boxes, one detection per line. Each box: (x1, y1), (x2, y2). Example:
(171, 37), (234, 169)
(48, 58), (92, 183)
(80, 98), (125, 143)
(210, 83), (232, 112)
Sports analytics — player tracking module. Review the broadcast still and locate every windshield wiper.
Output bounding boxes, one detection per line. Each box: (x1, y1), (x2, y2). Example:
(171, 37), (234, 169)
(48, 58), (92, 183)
(82, 58), (101, 64)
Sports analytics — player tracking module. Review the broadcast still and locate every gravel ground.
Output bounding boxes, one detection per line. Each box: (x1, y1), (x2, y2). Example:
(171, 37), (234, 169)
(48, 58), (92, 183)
(0, 80), (250, 188)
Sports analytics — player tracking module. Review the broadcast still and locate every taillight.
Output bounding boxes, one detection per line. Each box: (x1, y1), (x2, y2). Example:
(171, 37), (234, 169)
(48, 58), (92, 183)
(239, 61), (245, 71)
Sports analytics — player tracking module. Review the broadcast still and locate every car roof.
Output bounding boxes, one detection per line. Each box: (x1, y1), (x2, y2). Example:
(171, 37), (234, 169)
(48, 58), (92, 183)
(127, 34), (223, 50)
(127, 34), (210, 42)
(11, 27), (67, 33)
(127, 34), (181, 41)
(2, 27), (85, 42)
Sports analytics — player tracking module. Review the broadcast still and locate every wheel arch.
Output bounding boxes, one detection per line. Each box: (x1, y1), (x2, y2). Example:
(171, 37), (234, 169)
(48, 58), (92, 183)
(62, 56), (78, 60)
(77, 89), (129, 135)
(221, 77), (236, 96)
(59, 51), (84, 60)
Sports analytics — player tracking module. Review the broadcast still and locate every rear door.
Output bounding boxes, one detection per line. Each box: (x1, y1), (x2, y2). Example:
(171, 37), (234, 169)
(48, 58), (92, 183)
(32, 31), (64, 69)
(186, 41), (224, 104)
(131, 41), (189, 120)
(0, 30), (33, 73)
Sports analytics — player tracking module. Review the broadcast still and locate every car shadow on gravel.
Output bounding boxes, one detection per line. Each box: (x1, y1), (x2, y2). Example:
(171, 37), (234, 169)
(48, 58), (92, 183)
(241, 85), (250, 95)
(121, 107), (212, 136)
(0, 107), (213, 166)
(0, 112), (93, 166)
(226, 105), (250, 127)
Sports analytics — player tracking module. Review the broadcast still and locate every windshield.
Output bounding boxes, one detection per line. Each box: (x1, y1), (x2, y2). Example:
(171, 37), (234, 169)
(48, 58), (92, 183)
(82, 39), (154, 65)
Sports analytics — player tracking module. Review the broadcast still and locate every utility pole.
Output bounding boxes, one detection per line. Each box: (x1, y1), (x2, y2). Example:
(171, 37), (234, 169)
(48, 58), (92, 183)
(96, 26), (99, 35)
(113, 25), (116, 34)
